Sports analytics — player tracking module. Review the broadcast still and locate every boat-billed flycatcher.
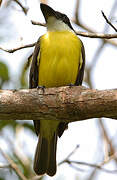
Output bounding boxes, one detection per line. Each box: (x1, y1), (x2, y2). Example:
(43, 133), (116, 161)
(29, 3), (85, 177)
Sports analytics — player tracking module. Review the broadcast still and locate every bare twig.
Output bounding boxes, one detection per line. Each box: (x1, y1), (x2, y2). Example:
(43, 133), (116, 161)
(0, 42), (36, 53)
(58, 144), (117, 174)
(13, 0), (28, 15)
(66, 145), (80, 159)
(64, 160), (117, 174)
(67, 163), (85, 172)
(0, 147), (28, 180)
(74, 0), (80, 25)
(101, 152), (117, 165)
(58, 145), (79, 166)
(98, 119), (117, 163)
(101, 11), (117, 32)
(73, 0), (117, 52)
(58, 145), (84, 172)
(31, 20), (45, 27)
(31, 19), (117, 39)
(0, 31), (117, 54)
(87, 0), (117, 78)
(75, 31), (117, 39)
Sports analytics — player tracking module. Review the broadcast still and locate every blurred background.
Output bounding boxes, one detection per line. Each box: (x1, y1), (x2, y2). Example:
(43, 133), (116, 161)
(0, 0), (117, 179)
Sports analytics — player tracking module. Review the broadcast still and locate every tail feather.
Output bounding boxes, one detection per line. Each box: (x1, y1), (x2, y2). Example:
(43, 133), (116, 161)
(47, 133), (57, 176)
(33, 134), (48, 175)
(33, 133), (57, 176)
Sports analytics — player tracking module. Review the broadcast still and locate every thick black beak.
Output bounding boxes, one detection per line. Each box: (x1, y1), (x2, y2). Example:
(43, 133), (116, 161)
(40, 3), (56, 22)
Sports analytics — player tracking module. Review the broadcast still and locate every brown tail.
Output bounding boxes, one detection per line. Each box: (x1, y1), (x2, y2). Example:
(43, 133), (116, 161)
(33, 133), (57, 176)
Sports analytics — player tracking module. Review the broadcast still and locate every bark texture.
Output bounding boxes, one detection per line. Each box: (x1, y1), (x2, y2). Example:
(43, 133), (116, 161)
(0, 86), (117, 121)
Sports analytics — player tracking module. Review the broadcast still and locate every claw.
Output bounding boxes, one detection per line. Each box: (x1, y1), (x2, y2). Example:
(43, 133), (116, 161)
(68, 83), (75, 88)
(37, 85), (45, 93)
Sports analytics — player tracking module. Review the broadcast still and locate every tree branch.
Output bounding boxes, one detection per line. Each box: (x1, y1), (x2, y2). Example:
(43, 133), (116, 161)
(0, 86), (117, 121)
(62, 160), (117, 174)
(31, 20), (45, 27)
(0, 147), (28, 180)
(31, 20), (117, 39)
(0, 32), (117, 54)
(0, 42), (36, 53)
(59, 143), (117, 174)
(75, 31), (117, 39)
(101, 11), (117, 32)
(13, 0), (29, 15)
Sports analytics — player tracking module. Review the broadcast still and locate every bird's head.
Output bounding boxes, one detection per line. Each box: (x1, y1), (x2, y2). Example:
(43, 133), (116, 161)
(40, 3), (74, 32)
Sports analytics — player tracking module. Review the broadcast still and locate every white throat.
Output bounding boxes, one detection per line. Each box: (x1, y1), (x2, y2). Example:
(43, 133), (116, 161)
(47, 16), (74, 32)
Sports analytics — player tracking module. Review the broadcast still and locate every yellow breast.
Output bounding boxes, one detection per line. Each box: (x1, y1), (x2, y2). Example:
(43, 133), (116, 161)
(38, 31), (82, 88)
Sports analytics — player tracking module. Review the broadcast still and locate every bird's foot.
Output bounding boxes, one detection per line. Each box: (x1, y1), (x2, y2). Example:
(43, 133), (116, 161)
(37, 85), (45, 93)
(68, 83), (75, 88)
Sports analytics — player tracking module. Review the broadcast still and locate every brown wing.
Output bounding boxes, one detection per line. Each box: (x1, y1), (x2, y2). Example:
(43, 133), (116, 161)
(75, 40), (85, 86)
(29, 38), (40, 89)
(29, 38), (41, 135)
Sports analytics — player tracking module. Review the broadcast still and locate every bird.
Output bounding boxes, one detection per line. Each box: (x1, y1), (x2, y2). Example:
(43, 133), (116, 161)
(29, 3), (85, 177)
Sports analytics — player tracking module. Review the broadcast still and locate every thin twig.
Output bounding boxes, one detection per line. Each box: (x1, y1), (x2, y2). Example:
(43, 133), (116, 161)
(88, 0), (117, 77)
(58, 145), (79, 166)
(101, 11), (117, 32)
(98, 119), (117, 163)
(66, 144), (80, 159)
(31, 20), (117, 39)
(0, 42), (36, 53)
(76, 31), (117, 39)
(74, 0), (80, 25)
(31, 20), (45, 27)
(13, 0), (28, 15)
(73, 0), (117, 51)
(67, 162), (85, 172)
(0, 147), (28, 180)
(0, 31), (117, 54)
(63, 160), (117, 174)
(58, 143), (117, 174)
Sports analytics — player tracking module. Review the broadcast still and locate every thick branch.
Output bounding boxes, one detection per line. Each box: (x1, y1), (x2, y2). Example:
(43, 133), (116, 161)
(0, 86), (117, 121)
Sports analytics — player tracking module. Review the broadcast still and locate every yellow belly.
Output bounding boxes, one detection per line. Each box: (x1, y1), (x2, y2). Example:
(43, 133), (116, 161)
(38, 31), (82, 88)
